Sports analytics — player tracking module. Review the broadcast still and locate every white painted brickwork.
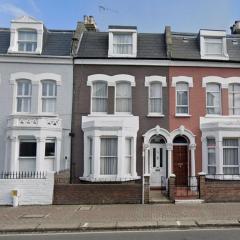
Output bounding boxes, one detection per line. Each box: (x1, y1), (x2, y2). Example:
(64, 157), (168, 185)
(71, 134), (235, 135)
(0, 172), (54, 205)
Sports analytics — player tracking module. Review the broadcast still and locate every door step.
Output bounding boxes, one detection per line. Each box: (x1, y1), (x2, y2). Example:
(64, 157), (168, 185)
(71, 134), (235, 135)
(175, 199), (204, 204)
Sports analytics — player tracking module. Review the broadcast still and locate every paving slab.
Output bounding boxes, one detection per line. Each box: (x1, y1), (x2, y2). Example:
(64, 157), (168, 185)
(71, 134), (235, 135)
(177, 220), (197, 227)
(117, 221), (158, 229)
(83, 222), (117, 230)
(196, 219), (240, 227)
(0, 223), (39, 232)
(37, 222), (81, 231)
(157, 220), (178, 228)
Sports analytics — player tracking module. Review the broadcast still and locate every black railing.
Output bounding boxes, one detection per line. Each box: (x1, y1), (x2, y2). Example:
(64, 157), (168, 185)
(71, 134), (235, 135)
(175, 176), (200, 199)
(205, 174), (240, 180)
(0, 171), (47, 179)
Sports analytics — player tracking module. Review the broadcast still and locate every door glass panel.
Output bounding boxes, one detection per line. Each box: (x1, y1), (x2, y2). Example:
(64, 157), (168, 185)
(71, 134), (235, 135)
(153, 148), (156, 167)
(160, 148), (163, 167)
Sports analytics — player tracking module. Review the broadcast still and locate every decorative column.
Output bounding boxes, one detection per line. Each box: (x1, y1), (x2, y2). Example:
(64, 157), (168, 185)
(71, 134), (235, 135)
(117, 133), (124, 179)
(36, 137), (45, 171)
(166, 143), (173, 178)
(201, 137), (208, 173)
(189, 143), (196, 176)
(216, 135), (223, 174)
(131, 137), (137, 177)
(83, 134), (88, 177)
(9, 136), (19, 171)
(143, 143), (150, 175)
(55, 137), (62, 172)
(92, 134), (100, 179)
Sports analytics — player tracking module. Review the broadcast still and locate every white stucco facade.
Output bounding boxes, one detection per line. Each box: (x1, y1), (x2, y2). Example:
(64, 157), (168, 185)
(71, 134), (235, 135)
(0, 60), (73, 172)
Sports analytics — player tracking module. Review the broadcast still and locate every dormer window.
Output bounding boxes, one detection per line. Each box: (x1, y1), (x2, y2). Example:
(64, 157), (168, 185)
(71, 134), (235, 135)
(200, 30), (229, 60)
(108, 26), (137, 57)
(18, 29), (37, 52)
(113, 33), (133, 55)
(8, 16), (44, 54)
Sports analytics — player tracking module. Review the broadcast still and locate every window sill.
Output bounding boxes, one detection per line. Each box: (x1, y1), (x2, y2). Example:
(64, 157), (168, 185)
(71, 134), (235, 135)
(11, 113), (59, 117)
(175, 114), (191, 117)
(147, 113), (165, 117)
(204, 114), (222, 118)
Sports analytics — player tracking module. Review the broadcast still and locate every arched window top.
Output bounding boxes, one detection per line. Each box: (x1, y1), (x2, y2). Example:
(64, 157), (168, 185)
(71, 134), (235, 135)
(229, 83), (240, 92)
(172, 76), (193, 87)
(150, 135), (166, 144)
(176, 81), (189, 90)
(17, 79), (32, 95)
(173, 135), (189, 144)
(145, 76), (167, 87)
(206, 82), (221, 91)
(42, 80), (57, 97)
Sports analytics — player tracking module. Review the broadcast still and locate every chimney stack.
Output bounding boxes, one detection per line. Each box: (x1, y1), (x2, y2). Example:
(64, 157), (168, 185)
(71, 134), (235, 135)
(83, 15), (97, 31)
(231, 21), (240, 34)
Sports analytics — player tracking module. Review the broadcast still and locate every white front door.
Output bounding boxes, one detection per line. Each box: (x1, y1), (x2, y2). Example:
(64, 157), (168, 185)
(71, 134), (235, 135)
(150, 144), (166, 187)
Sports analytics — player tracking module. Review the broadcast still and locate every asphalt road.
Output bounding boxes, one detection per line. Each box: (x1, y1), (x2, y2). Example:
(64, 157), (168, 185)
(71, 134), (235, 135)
(1, 229), (240, 240)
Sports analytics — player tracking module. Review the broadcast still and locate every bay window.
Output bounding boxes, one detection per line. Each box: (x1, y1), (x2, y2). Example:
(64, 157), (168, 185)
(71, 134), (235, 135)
(149, 82), (162, 114)
(207, 138), (216, 174)
(17, 79), (32, 113)
(223, 139), (239, 174)
(100, 137), (118, 175)
(176, 82), (189, 114)
(92, 81), (108, 113)
(42, 80), (57, 113)
(229, 83), (240, 115)
(116, 82), (132, 113)
(206, 83), (221, 114)
(18, 29), (37, 52)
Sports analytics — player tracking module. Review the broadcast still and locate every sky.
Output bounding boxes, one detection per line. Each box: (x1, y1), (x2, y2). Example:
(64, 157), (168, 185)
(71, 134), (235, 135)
(0, 0), (239, 33)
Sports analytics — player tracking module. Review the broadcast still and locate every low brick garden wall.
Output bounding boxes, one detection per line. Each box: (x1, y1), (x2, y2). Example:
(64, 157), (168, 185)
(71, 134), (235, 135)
(204, 178), (240, 202)
(53, 182), (143, 204)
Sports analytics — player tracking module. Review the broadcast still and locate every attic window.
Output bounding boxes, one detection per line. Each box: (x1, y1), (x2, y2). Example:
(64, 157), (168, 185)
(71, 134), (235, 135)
(18, 30), (37, 52)
(108, 26), (137, 57)
(200, 30), (229, 60)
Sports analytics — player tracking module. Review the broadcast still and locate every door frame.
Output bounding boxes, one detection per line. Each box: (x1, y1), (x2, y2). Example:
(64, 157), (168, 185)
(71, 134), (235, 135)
(149, 143), (167, 188)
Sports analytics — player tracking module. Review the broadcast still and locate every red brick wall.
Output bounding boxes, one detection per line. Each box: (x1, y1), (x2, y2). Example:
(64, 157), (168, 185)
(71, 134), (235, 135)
(53, 183), (145, 204)
(169, 67), (240, 174)
(204, 179), (240, 202)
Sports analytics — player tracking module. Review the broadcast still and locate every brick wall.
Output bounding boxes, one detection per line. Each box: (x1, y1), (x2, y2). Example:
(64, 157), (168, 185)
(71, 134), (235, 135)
(53, 182), (145, 204)
(0, 172), (54, 205)
(204, 179), (240, 202)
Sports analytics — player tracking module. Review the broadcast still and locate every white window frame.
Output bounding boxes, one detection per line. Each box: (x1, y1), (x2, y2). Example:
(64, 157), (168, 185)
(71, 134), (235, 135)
(100, 136), (118, 176)
(222, 138), (240, 175)
(148, 81), (163, 116)
(229, 83), (240, 115)
(206, 83), (222, 115)
(17, 29), (37, 53)
(145, 76), (166, 117)
(125, 137), (133, 175)
(207, 138), (216, 175)
(108, 28), (137, 58)
(16, 79), (32, 113)
(115, 81), (132, 114)
(45, 138), (56, 159)
(200, 30), (229, 60)
(175, 82), (189, 116)
(91, 81), (108, 114)
(41, 80), (57, 114)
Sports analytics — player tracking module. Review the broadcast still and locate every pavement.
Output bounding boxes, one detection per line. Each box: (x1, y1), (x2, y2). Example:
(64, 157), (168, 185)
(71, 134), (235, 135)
(0, 203), (240, 233)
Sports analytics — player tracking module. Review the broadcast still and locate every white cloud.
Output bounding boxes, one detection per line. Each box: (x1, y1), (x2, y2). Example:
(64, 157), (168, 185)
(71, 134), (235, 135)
(28, 0), (40, 13)
(0, 3), (28, 18)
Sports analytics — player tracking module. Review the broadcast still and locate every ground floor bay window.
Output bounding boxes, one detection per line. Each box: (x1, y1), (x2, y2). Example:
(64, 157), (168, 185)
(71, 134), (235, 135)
(201, 117), (240, 178)
(81, 115), (139, 182)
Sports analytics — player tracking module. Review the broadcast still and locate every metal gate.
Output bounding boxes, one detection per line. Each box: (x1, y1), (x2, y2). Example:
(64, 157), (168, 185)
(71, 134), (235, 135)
(175, 176), (200, 199)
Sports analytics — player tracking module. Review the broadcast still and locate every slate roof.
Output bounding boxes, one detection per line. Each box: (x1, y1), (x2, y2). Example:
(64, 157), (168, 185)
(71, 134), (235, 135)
(77, 30), (240, 62)
(0, 28), (73, 56)
(77, 32), (167, 59)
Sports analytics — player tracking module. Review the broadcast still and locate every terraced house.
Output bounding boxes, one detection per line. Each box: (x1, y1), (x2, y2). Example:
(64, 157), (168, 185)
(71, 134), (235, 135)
(67, 20), (240, 204)
(0, 16), (73, 175)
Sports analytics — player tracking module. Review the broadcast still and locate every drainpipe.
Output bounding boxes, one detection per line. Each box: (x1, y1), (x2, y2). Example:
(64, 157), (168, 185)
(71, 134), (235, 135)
(142, 143), (145, 204)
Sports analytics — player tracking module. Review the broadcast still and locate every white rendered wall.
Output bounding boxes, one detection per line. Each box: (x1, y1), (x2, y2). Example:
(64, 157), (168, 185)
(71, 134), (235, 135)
(0, 61), (73, 171)
(0, 172), (54, 205)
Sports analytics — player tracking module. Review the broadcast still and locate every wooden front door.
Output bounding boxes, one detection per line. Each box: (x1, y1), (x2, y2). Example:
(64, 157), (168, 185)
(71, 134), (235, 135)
(173, 145), (188, 186)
